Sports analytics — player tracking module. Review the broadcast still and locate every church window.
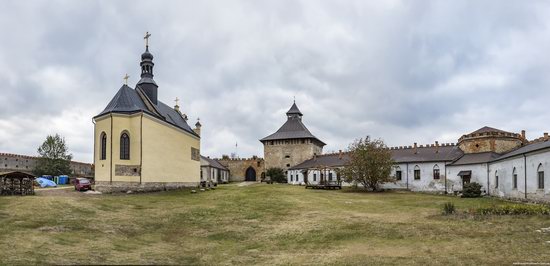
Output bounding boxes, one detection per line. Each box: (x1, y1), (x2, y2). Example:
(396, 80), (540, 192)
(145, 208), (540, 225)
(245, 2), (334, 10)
(329, 172), (333, 181)
(512, 167), (517, 189)
(538, 164), (544, 189)
(120, 132), (130, 160)
(313, 173), (317, 181)
(290, 175), (293, 182)
(433, 165), (440, 180)
(414, 165), (420, 180)
(100, 132), (107, 160)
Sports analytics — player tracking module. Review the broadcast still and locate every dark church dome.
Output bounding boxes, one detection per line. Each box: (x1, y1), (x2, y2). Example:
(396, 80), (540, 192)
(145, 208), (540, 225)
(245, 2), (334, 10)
(141, 50), (154, 60)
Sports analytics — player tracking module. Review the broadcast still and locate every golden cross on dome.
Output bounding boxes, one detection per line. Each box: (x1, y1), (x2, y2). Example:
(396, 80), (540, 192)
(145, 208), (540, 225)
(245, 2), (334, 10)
(144, 31), (152, 47)
(175, 97), (180, 106)
(123, 74), (130, 85)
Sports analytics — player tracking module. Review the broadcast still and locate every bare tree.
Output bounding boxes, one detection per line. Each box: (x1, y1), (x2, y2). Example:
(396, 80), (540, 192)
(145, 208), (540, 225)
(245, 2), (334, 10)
(342, 136), (394, 191)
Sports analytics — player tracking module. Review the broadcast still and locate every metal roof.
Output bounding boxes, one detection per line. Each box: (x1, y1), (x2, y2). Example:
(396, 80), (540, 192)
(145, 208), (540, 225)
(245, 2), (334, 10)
(449, 152), (500, 165)
(289, 153), (350, 170)
(492, 140), (550, 161)
(391, 145), (463, 163)
(200, 156), (229, 170)
(469, 126), (512, 135)
(95, 85), (198, 137)
(260, 102), (325, 145)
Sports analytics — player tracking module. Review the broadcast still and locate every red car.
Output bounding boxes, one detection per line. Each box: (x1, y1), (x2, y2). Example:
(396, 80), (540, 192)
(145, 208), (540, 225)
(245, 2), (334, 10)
(74, 178), (92, 191)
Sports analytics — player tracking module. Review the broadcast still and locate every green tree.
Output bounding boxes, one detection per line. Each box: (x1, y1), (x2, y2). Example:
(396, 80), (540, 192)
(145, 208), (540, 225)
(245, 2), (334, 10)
(341, 136), (394, 191)
(266, 167), (286, 183)
(33, 134), (73, 176)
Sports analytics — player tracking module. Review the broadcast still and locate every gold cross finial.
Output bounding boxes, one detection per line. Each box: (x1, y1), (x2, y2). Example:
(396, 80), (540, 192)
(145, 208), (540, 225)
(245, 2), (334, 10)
(123, 74), (130, 85)
(144, 31), (152, 47)
(175, 97), (180, 106)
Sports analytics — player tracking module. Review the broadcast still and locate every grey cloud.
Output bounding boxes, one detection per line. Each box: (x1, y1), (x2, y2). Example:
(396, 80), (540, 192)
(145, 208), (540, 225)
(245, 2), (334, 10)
(1, 0), (550, 162)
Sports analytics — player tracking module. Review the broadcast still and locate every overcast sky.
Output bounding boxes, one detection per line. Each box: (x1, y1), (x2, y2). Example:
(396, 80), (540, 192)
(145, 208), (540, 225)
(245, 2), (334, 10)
(1, 0), (550, 162)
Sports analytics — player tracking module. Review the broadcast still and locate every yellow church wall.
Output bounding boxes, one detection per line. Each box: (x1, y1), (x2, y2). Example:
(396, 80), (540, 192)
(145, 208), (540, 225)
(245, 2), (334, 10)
(94, 114), (142, 183)
(141, 114), (200, 183)
(94, 116), (111, 182)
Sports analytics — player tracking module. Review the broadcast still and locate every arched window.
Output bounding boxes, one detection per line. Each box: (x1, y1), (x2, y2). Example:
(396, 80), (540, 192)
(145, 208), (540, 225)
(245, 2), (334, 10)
(512, 167), (518, 189)
(100, 132), (107, 160)
(538, 164), (544, 189)
(414, 165), (421, 180)
(495, 170), (499, 188)
(120, 132), (130, 160)
(433, 165), (440, 180)
(395, 166), (402, 181)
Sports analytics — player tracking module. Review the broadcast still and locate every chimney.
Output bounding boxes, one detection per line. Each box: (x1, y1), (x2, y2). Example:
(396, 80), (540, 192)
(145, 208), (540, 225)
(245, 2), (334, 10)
(435, 141), (439, 153)
(193, 118), (202, 136)
(413, 143), (418, 154)
(338, 150), (343, 160)
(544, 133), (549, 141)
(521, 130), (526, 140)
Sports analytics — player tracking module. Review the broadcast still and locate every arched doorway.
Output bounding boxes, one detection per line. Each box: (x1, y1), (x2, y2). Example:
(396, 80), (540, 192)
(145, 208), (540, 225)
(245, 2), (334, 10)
(245, 167), (256, 181)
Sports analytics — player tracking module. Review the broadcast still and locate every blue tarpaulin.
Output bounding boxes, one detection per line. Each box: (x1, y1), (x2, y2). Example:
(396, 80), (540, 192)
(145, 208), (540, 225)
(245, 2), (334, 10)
(35, 177), (57, 188)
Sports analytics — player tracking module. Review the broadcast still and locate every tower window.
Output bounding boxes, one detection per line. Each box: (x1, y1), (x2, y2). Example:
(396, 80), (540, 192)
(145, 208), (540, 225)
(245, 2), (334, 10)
(285, 155), (290, 158)
(120, 132), (130, 160)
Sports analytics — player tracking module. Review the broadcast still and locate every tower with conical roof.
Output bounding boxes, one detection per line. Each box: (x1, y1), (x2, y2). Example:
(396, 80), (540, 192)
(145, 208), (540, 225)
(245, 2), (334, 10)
(260, 101), (325, 173)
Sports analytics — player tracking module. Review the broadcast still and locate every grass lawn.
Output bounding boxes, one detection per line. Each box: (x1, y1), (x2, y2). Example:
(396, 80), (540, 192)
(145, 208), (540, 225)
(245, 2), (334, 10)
(0, 183), (549, 265)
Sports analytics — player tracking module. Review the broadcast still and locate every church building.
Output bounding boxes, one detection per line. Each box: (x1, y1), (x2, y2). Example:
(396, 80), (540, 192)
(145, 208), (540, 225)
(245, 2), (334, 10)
(260, 102), (325, 173)
(93, 33), (201, 192)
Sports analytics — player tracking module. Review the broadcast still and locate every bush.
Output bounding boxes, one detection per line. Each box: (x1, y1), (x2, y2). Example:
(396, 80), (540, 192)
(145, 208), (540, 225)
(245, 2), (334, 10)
(474, 204), (550, 215)
(266, 167), (286, 183)
(442, 202), (456, 215)
(462, 182), (482, 198)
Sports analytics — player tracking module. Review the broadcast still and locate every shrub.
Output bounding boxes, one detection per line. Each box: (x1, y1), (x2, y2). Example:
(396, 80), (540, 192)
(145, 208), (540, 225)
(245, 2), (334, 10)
(462, 182), (482, 198)
(266, 167), (286, 183)
(475, 204), (550, 215)
(442, 202), (456, 215)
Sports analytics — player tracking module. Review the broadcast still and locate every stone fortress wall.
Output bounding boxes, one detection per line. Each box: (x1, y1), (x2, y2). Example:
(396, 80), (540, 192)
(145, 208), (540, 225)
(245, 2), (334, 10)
(216, 156), (265, 182)
(0, 152), (94, 177)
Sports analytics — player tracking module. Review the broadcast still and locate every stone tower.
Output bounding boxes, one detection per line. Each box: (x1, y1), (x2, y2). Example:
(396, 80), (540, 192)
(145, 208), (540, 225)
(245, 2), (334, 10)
(260, 102), (325, 173)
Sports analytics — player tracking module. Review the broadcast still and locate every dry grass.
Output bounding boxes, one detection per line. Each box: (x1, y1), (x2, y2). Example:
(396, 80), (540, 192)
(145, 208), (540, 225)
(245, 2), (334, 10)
(0, 184), (549, 265)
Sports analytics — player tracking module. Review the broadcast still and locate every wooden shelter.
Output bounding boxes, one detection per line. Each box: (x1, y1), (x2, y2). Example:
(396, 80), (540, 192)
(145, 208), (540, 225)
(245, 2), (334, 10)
(0, 171), (35, 196)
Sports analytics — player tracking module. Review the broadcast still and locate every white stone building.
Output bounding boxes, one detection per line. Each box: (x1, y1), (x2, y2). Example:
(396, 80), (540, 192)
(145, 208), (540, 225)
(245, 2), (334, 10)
(288, 126), (550, 203)
(200, 156), (230, 186)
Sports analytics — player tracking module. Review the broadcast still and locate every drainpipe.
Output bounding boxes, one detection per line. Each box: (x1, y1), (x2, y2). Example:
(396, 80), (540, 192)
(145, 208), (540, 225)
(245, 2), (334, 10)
(140, 113), (143, 184)
(523, 153), (527, 199)
(92, 118), (96, 176)
(444, 162), (447, 194)
(110, 114), (113, 184)
(406, 163), (409, 190)
(486, 163), (490, 196)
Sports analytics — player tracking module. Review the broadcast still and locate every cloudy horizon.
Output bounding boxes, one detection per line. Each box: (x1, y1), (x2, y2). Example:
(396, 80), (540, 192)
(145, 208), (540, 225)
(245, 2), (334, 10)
(1, 0), (550, 162)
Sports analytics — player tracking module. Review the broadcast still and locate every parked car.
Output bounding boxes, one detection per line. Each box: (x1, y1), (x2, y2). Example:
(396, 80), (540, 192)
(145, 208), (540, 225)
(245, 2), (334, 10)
(74, 178), (92, 191)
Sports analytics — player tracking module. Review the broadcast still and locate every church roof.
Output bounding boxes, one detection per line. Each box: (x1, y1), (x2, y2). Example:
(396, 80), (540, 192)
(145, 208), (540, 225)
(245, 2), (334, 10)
(95, 85), (198, 137)
(260, 118), (326, 145)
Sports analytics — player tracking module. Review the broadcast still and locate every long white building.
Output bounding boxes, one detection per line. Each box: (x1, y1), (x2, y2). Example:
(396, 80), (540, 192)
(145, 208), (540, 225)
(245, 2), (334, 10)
(288, 126), (550, 203)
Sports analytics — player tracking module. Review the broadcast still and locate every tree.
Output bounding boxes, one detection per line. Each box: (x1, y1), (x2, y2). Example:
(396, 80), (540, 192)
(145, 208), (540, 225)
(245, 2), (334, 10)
(33, 134), (73, 176)
(266, 167), (286, 183)
(341, 136), (394, 191)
